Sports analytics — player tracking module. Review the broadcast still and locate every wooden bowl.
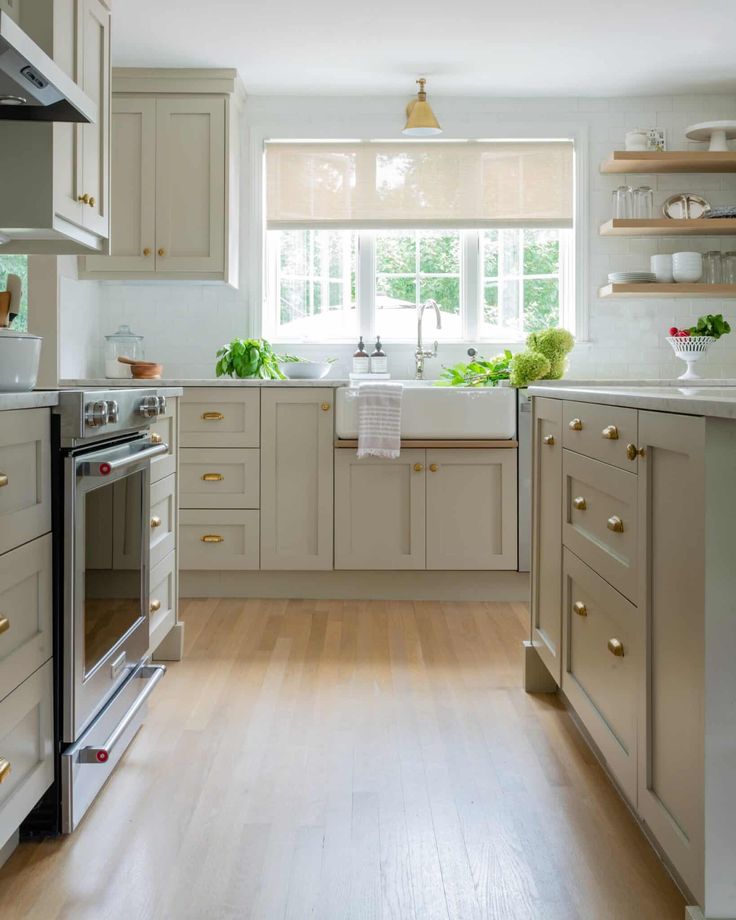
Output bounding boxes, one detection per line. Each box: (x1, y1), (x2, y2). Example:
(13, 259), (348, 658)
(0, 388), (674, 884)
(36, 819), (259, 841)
(130, 362), (163, 379)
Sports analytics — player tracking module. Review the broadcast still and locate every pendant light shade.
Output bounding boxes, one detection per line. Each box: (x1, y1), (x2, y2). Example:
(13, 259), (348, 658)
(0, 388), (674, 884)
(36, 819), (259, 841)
(402, 77), (442, 136)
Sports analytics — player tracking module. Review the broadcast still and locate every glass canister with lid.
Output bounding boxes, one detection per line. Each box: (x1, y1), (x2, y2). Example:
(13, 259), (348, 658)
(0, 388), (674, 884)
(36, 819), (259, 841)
(104, 324), (144, 378)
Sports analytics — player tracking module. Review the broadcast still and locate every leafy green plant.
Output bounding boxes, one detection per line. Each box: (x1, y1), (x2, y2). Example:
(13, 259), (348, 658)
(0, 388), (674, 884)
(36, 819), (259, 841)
(215, 338), (285, 379)
(434, 351), (513, 387)
(689, 313), (731, 339)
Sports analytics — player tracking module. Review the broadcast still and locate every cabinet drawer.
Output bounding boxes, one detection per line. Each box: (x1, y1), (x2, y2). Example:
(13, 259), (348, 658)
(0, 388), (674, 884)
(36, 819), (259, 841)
(149, 474), (176, 569)
(0, 661), (54, 848)
(179, 448), (259, 509)
(149, 400), (177, 483)
(562, 549), (638, 803)
(0, 536), (52, 704)
(149, 551), (176, 654)
(180, 389), (260, 448)
(180, 510), (259, 570)
(0, 409), (51, 556)
(563, 450), (638, 604)
(563, 401), (639, 471)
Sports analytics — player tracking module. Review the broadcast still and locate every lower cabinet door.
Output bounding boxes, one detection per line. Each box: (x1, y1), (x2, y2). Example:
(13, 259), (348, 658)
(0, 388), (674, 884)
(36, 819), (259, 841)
(180, 510), (259, 570)
(425, 449), (517, 570)
(562, 548), (639, 804)
(0, 660), (54, 848)
(334, 450), (426, 570)
(148, 551), (176, 654)
(148, 474), (177, 569)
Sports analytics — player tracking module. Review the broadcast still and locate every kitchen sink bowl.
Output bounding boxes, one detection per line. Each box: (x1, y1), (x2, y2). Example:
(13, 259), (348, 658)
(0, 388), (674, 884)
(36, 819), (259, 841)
(335, 381), (517, 439)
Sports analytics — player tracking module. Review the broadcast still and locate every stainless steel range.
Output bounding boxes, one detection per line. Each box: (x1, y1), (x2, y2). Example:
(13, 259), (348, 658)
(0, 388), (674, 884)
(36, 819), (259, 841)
(52, 388), (170, 833)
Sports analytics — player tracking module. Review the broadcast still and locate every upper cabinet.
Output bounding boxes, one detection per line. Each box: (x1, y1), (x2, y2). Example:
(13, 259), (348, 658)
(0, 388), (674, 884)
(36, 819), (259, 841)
(0, 0), (111, 254)
(80, 68), (242, 284)
(0, 0), (21, 21)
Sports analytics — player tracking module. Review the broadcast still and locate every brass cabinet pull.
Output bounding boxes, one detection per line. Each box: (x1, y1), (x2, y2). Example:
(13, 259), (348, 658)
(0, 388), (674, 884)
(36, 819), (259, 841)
(413, 463), (424, 473)
(602, 425), (619, 440)
(158, 248), (166, 257)
(626, 443), (645, 461)
(201, 411), (224, 421)
(150, 516), (162, 529)
(607, 638), (625, 658)
(543, 435), (555, 446)
(429, 463), (439, 472)
(321, 402), (331, 411)
(150, 432), (163, 445)
(607, 515), (624, 533)
(78, 193), (90, 204)
(143, 247), (152, 257)
(569, 418), (583, 431)
(0, 474), (7, 488)
(573, 496), (587, 511)
(201, 534), (224, 543)
(0, 616), (9, 635)
(202, 473), (224, 482)
(573, 601), (587, 617)
(88, 196), (95, 208)
(0, 758), (10, 784)
(150, 599), (161, 614)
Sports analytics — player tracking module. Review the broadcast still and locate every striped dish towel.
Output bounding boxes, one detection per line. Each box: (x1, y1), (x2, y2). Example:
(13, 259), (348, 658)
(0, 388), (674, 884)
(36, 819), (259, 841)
(357, 383), (403, 459)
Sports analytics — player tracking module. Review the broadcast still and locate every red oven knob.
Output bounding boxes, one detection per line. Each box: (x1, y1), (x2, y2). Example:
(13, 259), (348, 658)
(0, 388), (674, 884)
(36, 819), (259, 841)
(99, 462), (111, 476)
(96, 750), (109, 763)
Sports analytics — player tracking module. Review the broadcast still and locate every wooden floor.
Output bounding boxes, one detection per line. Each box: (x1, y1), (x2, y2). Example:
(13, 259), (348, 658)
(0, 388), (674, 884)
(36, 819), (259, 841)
(0, 599), (685, 920)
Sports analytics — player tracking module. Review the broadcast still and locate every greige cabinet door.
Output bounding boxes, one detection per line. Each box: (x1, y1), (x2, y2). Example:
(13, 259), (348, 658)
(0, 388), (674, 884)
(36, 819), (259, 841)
(78, 0), (110, 237)
(636, 410), (705, 904)
(531, 397), (563, 683)
(334, 450), (426, 570)
(425, 449), (517, 570)
(260, 389), (334, 570)
(154, 97), (226, 273)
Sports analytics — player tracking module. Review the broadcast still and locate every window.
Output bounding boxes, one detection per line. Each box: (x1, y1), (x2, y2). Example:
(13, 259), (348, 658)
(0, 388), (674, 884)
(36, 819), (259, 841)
(0, 255), (28, 332)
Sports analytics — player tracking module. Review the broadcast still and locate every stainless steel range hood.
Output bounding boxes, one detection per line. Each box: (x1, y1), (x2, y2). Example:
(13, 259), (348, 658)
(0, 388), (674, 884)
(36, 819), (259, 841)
(0, 11), (96, 123)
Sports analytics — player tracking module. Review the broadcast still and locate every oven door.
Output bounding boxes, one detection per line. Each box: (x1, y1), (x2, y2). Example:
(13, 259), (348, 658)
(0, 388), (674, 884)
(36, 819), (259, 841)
(63, 438), (167, 743)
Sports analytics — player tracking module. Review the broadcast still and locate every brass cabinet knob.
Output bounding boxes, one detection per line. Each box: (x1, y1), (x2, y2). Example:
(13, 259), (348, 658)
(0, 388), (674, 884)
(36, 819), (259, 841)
(607, 638), (625, 658)
(143, 247), (152, 257)
(413, 463), (424, 472)
(88, 196), (96, 208)
(158, 248), (166, 257)
(150, 599), (161, 614)
(321, 402), (331, 411)
(573, 601), (587, 617)
(201, 534), (224, 543)
(626, 443), (645, 461)
(78, 193), (90, 204)
(201, 411), (224, 421)
(0, 616), (9, 635)
(150, 516), (162, 529)
(0, 474), (7, 488)
(543, 435), (555, 446)
(150, 432), (163, 445)
(602, 425), (619, 440)
(429, 463), (438, 472)
(573, 496), (587, 511)
(569, 418), (583, 431)
(607, 515), (624, 533)
(0, 758), (10, 784)
(202, 473), (224, 482)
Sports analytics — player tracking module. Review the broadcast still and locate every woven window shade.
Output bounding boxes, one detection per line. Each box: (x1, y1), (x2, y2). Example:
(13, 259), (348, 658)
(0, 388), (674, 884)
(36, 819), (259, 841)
(265, 140), (573, 230)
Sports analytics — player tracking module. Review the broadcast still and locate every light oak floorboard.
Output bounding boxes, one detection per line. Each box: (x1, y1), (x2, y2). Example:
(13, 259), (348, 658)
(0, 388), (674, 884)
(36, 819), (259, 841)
(0, 599), (685, 920)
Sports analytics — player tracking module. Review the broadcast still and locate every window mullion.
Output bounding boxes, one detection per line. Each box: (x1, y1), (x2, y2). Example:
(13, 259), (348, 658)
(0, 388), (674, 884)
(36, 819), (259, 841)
(358, 231), (376, 340)
(462, 230), (479, 341)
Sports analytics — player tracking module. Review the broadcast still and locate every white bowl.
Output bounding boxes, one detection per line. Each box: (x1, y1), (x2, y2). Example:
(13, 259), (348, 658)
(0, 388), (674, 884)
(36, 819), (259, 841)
(672, 252), (702, 283)
(278, 361), (332, 380)
(0, 330), (42, 392)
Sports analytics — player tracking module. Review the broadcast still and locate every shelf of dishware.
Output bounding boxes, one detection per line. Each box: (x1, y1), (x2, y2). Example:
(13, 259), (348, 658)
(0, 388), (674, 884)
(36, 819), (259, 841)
(600, 219), (736, 237)
(599, 283), (736, 299)
(600, 151), (736, 174)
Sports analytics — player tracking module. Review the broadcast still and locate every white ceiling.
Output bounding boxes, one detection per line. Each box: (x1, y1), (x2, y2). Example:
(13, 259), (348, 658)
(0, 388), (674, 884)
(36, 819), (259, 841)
(113, 0), (736, 97)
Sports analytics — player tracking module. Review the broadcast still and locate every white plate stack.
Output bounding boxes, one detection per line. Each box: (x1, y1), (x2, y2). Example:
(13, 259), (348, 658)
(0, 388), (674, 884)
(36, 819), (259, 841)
(608, 271), (656, 283)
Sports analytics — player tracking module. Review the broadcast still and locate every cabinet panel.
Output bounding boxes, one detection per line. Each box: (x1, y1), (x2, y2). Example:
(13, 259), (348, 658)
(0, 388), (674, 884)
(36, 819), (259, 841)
(148, 550), (176, 653)
(79, 0), (110, 235)
(260, 390), (333, 570)
(179, 389), (259, 448)
(155, 97), (225, 273)
(180, 510), (259, 571)
(149, 398), (177, 484)
(531, 397), (563, 683)
(425, 449), (517, 570)
(148, 474), (176, 569)
(0, 409), (51, 557)
(563, 401), (639, 471)
(179, 448), (259, 509)
(334, 450), (425, 570)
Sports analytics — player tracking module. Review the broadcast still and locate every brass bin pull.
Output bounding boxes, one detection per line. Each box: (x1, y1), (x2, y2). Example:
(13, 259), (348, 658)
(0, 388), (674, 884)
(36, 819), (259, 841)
(569, 418), (583, 431)
(608, 638), (625, 658)
(573, 496), (587, 511)
(602, 425), (619, 440)
(543, 435), (555, 446)
(626, 443), (645, 461)
(0, 616), (9, 635)
(201, 411), (224, 421)
(607, 515), (624, 533)
(201, 534), (224, 544)
(150, 432), (163, 445)
(0, 758), (10, 784)
(150, 599), (161, 614)
(321, 402), (331, 411)
(573, 602), (587, 617)
(413, 463), (424, 473)
(202, 473), (224, 482)
(150, 516), (162, 529)
(0, 474), (8, 488)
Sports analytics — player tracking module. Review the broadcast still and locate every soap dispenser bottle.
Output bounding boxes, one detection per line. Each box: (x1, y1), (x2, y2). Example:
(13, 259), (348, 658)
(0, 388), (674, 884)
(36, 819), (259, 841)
(352, 336), (370, 374)
(370, 337), (388, 374)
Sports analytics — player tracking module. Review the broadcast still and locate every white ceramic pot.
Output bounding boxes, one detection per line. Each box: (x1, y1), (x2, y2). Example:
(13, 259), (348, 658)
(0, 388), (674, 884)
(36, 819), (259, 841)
(672, 252), (703, 283)
(0, 330), (42, 392)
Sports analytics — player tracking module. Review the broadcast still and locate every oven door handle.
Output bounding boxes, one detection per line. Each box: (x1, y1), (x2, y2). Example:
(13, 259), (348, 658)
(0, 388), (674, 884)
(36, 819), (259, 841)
(78, 665), (166, 764)
(81, 442), (168, 477)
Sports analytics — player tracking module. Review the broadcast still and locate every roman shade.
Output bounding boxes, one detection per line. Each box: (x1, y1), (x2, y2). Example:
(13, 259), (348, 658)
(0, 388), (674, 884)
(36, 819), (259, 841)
(265, 140), (574, 230)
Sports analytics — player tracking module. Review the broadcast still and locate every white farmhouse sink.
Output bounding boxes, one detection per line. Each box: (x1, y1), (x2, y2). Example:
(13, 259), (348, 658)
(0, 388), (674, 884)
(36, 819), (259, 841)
(335, 381), (517, 439)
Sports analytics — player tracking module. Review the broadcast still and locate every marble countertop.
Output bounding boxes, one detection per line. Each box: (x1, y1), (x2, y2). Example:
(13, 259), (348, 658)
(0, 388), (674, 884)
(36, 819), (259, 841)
(0, 390), (60, 411)
(528, 383), (736, 419)
(60, 378), (350, 388)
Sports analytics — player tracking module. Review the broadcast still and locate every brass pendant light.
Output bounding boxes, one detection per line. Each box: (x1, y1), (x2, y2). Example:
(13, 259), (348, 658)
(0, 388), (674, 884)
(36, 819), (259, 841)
(402, 77), (442, 136)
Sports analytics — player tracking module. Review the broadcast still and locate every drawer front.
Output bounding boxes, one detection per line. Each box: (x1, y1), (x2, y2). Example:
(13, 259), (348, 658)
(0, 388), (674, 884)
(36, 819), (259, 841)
(0, 536), (52, 704)
(0, 660), (54, 846)
(179, 448), (259, 509)
(563, 401), (639, 471)
(563, 450), (638, 604)
(0, 409), (51, 556)
(149, 474), (176, 569)
(149, 400), (177, 484)
(562, 548), (639, 803)
(148, 551), (176, 654)
(180, 510), (259, 570)
(180, 388), (260, 448)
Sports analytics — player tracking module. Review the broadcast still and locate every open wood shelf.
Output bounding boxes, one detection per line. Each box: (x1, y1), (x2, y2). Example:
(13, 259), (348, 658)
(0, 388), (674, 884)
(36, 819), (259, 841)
(600, 151), (736, 173)
(600, 283), (736, 299)
(600, 218), (736, 237)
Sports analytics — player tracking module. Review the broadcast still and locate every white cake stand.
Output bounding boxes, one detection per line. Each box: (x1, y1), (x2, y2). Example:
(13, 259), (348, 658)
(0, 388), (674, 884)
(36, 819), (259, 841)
(685, 121), (736, 152)
(667, 336), (713, 380)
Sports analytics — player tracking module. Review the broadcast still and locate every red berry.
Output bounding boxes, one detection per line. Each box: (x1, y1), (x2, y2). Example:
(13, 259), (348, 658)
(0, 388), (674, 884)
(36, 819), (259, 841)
(669, 326), (678, 336)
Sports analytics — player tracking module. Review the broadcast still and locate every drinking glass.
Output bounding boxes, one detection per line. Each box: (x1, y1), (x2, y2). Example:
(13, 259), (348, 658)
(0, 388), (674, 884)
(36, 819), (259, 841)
(632, 186), (654, 219)
(702, 251), (722, 285)
(723, 252), (736, 285)
(612, 186), (633, 219)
